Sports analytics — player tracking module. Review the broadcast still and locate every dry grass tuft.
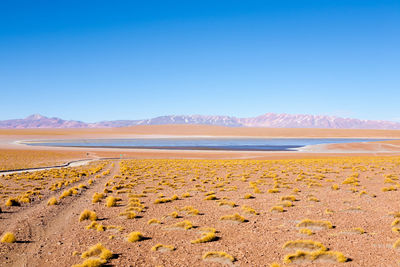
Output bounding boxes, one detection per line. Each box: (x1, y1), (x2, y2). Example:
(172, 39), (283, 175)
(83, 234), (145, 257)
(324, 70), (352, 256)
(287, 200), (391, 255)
(191, 232), (218, 243)
(47, 197), (58, 206)
(270, 206), (285, 213)
(127, 231), (145, 242)
(220, 213), (247, 223)
(283, 240), (327, 252)
(296, 219), (333, 230)
(92, 193), (105, 203)
(81, 243), (113, 260)
(5, 197), (20, 207)
(1, 232), (16, 243)
(203, 251), (235, 263)
(105, 196), (119, 207)
(299, 228), (314, 236)
(151, 243), (175, 252)
(170, 220), (194, 230)
(79, 209), (98, 222)
(148, 218), (161, 225)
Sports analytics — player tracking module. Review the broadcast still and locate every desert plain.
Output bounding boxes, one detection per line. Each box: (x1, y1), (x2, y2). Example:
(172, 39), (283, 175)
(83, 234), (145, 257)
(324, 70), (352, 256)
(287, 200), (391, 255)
(1, 125), (400, 266)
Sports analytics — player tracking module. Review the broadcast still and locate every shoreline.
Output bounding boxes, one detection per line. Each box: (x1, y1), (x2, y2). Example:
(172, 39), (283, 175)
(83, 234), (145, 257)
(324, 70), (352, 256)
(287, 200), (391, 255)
(1, 126), (400, 167)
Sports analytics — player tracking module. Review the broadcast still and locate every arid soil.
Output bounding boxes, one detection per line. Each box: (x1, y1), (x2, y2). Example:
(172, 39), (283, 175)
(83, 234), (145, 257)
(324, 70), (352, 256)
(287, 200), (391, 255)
(1, 157), (400, 266)
(1, 126), (400, 266)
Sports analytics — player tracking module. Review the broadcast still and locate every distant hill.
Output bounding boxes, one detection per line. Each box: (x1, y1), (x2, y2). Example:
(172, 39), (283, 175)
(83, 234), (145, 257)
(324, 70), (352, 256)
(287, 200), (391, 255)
(1, 113), (400, 130)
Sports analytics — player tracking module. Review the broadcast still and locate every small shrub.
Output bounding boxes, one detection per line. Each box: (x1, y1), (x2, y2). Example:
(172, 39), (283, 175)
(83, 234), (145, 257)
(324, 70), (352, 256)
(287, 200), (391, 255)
(296, 219), (333, 230)
(127, 231), (145, 242)
(244, 193), (254, 199)
(81, 243), (113, 260)
(79, 209), (98, 222)
(270, 206), (285, 213)
(92, 193), (105, 203)
(5, 198), (20, 207)
(47, 197), (58, 206)
(191, 232), (217, 243)
(105, 196), (118, 207)
(1, 232), (16, 243)
(202, 251), (235, 263)
(151, 243), (175, 252)
(220, 213), (246, 223)
(148, 219), (161, 225)
(204, 195), (217, 200)
(283, 240), (326, 252)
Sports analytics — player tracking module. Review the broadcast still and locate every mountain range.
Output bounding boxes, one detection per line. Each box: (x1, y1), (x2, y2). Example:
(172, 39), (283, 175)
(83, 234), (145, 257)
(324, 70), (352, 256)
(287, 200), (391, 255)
(1, 113), (400, 129)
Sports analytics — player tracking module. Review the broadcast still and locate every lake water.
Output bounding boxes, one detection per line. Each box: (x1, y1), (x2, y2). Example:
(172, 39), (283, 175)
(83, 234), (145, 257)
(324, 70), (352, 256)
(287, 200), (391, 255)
(23, 138), (388, 151)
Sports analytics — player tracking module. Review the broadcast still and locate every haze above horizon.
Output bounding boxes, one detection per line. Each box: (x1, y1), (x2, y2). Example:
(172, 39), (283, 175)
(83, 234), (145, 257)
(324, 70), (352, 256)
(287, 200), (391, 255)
(1, 0), (399, 122)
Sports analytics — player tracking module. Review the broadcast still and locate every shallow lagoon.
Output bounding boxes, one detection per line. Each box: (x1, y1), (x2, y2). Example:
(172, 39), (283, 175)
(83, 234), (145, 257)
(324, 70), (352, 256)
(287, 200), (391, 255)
(23, 138), (388, 151)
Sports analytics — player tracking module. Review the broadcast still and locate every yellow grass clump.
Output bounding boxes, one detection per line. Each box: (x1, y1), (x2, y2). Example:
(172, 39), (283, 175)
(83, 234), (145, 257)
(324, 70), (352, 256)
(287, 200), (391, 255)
(308, 196), (320, 202)
(244, 193), (254, 199)
(154, 198), (171, 204)
(168, 211), (179, 218)
(148, 218), (161, 225)
(279, 200), (293, 207)
(92, 193), (105, 203)
(283, 240), (327, 252)
(281, 195), (297, 201)
(299, 228), (314, 236)
(79, 209), (98, 222)
(393, 239), (400, 249)
(105, 196), (119, 207)
(47, 197), (58, 206)
(5, 197), (20, 207)
(325, 209), (334, 214)
(119, 211), (136, 219)
(171, 220), (193, 230)
(1, 232), (16, 243)
(218, 200), (236, 207)
(81, 243), (113, 260)
(127, 231), (145, 242)
(202, 251), (235, 263)
(270, 206), (285, 213)
(241, 205), (259, 215)
(284, 250), (347, 264)
(268, 189), (280, 194)
(204, 194), (217, 200)
(182, 192), (191, 198)
(296, 219), (333, 230)
(177, 206), (200, 216)
(382, 186), (397, 192)
(191, 232), (218, 243)
(151, 243), (175, 252)
(86, 221), (105, 232)
(331, 184), (339, 190)
(220, 213), (247, 223)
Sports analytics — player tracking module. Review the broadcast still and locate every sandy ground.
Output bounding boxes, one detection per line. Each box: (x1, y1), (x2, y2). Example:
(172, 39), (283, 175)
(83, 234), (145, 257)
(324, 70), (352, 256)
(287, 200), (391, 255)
(1, 126), (400, 266)
(2, 157), (400, 266)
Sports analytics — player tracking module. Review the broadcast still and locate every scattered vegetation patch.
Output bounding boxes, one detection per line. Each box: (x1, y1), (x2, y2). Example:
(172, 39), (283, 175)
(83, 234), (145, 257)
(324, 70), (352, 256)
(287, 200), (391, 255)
(220, 213), (247, 223)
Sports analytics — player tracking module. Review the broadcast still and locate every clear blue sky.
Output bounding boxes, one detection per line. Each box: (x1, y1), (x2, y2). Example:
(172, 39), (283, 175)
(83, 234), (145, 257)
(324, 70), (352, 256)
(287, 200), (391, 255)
(0, 0), (399, 122)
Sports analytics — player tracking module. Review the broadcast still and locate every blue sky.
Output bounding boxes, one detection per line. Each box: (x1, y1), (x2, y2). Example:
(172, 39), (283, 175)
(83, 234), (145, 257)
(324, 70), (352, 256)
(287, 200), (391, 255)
(0, 0), (399, 122)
